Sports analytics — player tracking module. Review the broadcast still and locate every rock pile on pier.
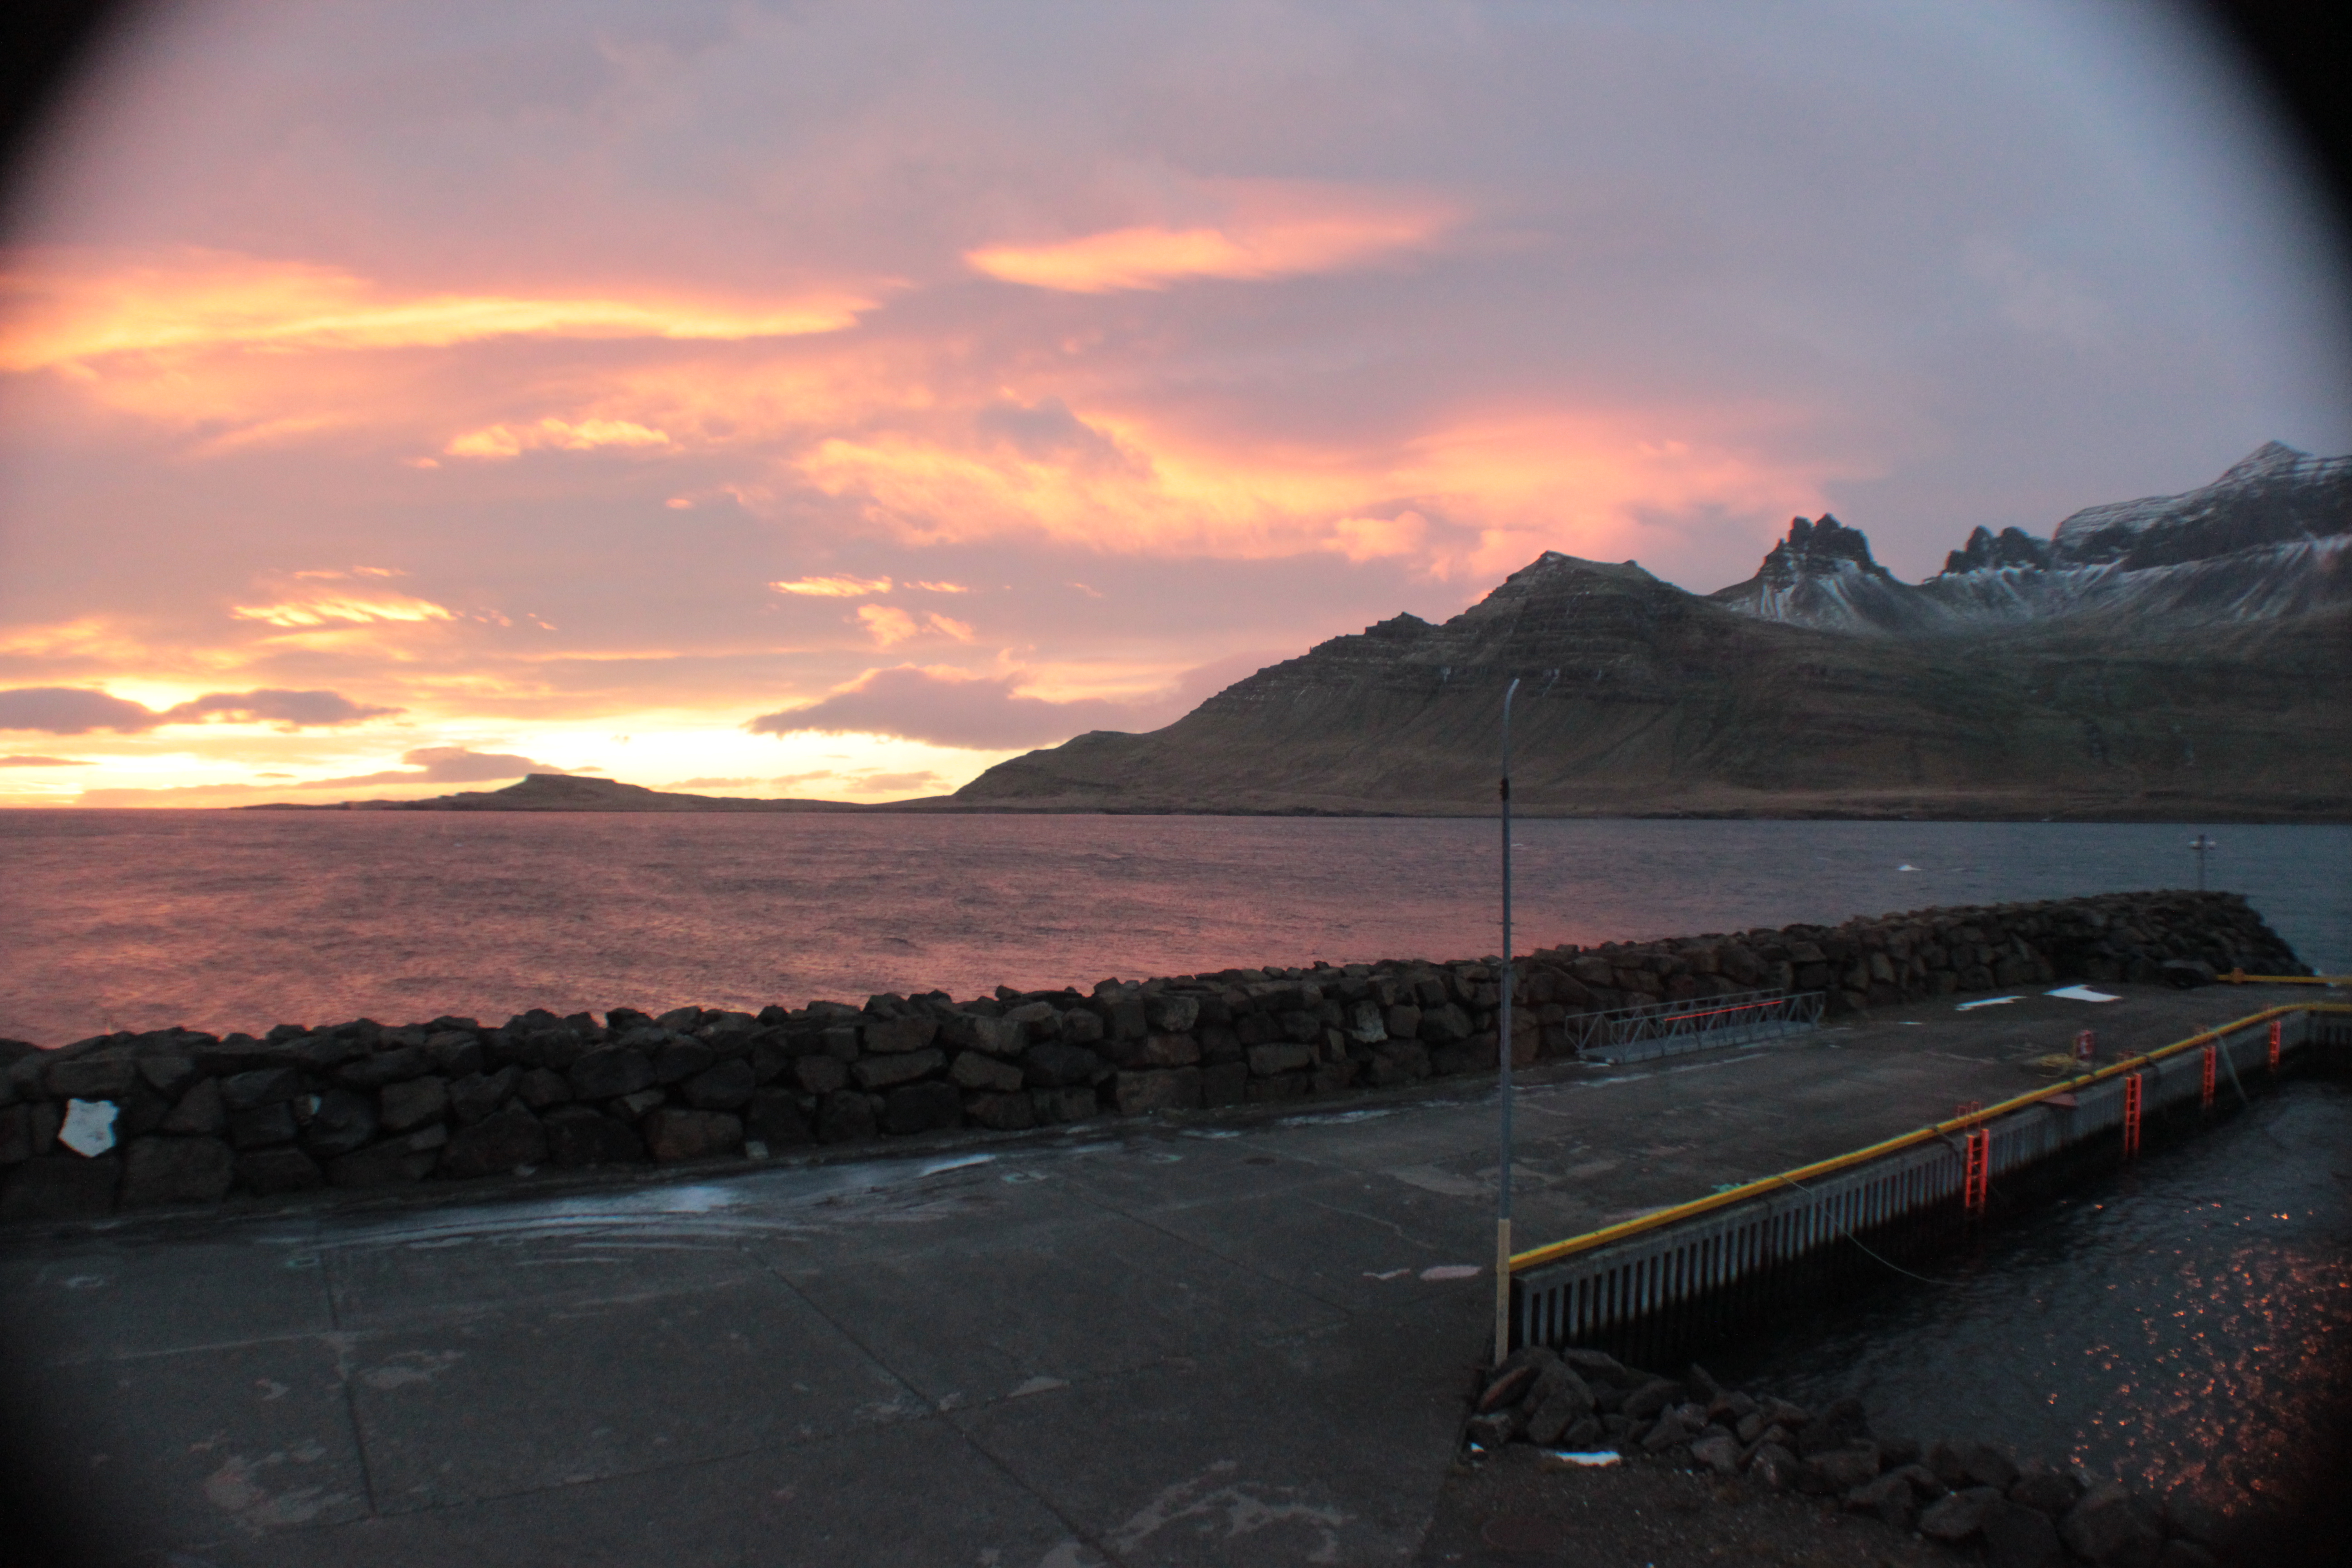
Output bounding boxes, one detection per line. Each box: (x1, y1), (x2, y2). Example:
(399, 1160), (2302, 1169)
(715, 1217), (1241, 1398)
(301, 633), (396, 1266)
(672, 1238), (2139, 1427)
(0, 890), (2307, 1220)
(1467, 1348), (2227, 1565)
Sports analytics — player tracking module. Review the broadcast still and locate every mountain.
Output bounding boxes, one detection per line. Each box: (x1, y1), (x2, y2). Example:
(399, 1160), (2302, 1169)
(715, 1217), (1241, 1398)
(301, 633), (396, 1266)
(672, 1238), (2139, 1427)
(955, 444), (2352, 820)
(1710, 441), (2352, 636)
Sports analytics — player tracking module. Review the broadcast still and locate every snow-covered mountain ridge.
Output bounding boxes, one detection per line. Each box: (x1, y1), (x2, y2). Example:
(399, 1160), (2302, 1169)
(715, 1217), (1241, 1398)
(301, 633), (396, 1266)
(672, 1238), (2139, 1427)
(1709, 441), (2351, 636)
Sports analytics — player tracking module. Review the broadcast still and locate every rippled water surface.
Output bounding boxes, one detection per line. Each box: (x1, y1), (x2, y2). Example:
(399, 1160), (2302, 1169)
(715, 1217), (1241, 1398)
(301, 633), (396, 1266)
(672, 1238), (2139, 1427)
(1714, 1078), (2352, 1534)
(1, 812), (2344, 1044)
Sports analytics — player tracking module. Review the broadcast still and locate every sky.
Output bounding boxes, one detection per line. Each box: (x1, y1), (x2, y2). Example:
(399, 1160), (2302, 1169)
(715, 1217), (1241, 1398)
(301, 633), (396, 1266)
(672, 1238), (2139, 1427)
(0, 0), (2346, 807)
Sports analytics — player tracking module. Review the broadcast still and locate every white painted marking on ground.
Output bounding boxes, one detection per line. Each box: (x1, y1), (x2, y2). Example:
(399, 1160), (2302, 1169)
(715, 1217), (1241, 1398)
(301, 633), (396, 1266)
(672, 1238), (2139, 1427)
(1008, 1375), (1068, 1399)
(2046, 985), (2122, 1003)
(920, 1153), (997, 1176)
(1420, 1264), (1481, 1281)
(1384, 1165), (1484, 1198)
(1363, 1268), (1410, 1280)
(1955, 996), (2024, 1010)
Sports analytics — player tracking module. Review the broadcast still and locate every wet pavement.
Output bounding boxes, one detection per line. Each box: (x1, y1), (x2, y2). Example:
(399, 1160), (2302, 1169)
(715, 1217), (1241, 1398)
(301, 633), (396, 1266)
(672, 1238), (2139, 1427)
(0, 982), (2308, 1567)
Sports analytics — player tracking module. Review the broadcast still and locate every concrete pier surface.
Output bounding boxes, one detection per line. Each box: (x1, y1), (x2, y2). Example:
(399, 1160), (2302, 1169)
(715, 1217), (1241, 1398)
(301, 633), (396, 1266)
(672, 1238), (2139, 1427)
(0, 982), (2314, 1568)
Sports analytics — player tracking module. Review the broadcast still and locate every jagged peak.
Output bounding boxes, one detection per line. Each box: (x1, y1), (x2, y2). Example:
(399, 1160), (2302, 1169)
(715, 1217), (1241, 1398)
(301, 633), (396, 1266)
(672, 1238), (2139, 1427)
(1939, 524), (2051, 577)
(2218, 440), (2310, 485)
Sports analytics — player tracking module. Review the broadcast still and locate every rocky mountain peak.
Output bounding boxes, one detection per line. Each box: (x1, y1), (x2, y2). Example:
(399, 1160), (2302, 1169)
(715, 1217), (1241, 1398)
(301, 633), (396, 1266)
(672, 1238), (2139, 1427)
(1939, 525), (2052, 576)
(2217, 439), (2313, 485)
(1756, 514), (1888, 588)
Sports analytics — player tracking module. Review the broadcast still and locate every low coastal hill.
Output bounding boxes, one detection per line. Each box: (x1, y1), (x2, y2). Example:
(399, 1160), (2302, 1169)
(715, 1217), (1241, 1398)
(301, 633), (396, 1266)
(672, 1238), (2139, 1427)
(244, 772), (895, 813)
(956, 443), (2351, 820)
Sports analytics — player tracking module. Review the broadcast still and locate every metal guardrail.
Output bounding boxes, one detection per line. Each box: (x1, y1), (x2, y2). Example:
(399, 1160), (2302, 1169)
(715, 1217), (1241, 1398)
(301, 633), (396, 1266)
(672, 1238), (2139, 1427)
(1508, 1000), (2352, 1351)
(1564, 987), (1823, 1064)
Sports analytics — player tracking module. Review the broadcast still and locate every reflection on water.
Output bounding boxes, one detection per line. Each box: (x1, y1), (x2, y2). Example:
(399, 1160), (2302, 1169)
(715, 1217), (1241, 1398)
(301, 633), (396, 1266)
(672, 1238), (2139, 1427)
(1714, 1079), (2352, 1530)
(0, 811), (2343, 1044)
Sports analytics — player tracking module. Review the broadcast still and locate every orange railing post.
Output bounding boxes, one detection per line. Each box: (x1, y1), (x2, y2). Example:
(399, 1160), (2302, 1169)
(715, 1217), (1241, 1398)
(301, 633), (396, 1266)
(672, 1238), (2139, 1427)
(2122, 1072), (2144, 1158)
(2201, 1044), (2216, 1109)
(2269, 1019), (2283, 1073)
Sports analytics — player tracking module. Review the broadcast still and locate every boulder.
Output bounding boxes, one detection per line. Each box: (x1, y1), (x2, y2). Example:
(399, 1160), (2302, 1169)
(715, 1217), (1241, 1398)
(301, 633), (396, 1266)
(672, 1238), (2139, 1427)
(651, 1039), (715, 1084)
(1463, 1411), (1514, 1450)
(1113, 1068), (1201, 1116)
(235, 1147), (325, 1194)
(744, 1089), (813, 1147)
(951, 1052), (1026, 1093)
(1920, 1485), (2003, 1542)
(1929, 1438), (2019, 1493)
(1022, 1043), (1103, 1088)
(1620, 1379), (1682, 1421)
(1132, 1033), (1200, 1068)
(960, 1092), (1029, 1131)
(852, 1049), (945, 1092)
(1844, 1472), (1916, 1529)
(1690, 1433), (1741, 1475)
(1981, 1497), (2067, 1568)
(643, 1107), (742, 1162)
(118, 1136), (235, 1206)
(441, 1103), (549, 1178)
(222, 1067), (305, 1110)
(148, 1077), (223, 1138)
(1793, 1395), (1868, 1456)
(338, 1045), (431, 1089)
(883, 1081), (963, 1135)
(541, 1105), (645, 1167)
(228, 1102), (299, 1149)
(865, 1015), (939, 1054)
(47, 1056), (139, 1100)
(2008, 1465), (2082, 1518)
(1749, 1443), (1803, 1490)
(2059, 1483), (2164, 1568)
(1200, 1063), (1249, 1106)
(568, 1047), (655, 1101)
(1803, 1446), (1881, 1493)
(1246, 1043), (1313, 1078)
(611, 1088), (666, 1120)
(1522, 1366), (1594, 1445)
(135, 1054), (199, 1098)
(793, 1055), (849, 1095)
(1144, 993), (1200, 1033)
(378, 1076), (450, 1134)
(681, 1059), (756, 1110)
(300, 1089), (379, 1159)
(449, 1067), (520, 1126)
(0, 1153), (120, 1219)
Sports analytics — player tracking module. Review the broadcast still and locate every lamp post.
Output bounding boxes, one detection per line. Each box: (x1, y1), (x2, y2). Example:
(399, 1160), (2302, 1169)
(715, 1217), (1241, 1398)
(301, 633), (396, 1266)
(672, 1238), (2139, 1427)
(1494, 677), (1521, 1367)
(2189, 833), (2215, 892)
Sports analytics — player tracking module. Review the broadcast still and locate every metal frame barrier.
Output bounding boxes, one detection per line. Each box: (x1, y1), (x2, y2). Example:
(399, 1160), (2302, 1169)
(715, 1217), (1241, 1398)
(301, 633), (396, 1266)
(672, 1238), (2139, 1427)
(1510, 1000), (2352, 1352)
(1563, 988), (1824, 1064)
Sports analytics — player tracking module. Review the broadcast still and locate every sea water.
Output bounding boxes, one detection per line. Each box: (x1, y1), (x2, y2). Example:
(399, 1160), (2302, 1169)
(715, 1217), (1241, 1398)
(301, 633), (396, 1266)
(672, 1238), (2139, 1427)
(1, 812), (2342, 1044)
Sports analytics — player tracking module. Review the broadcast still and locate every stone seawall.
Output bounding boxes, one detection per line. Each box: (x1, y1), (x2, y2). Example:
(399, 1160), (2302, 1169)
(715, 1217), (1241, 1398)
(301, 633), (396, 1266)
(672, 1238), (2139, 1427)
(0, 890), (2306, 1220)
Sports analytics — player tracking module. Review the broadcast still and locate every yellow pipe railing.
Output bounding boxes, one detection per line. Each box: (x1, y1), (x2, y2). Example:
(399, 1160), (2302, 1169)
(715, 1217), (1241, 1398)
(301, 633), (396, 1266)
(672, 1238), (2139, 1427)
(1509, 1000), (2352, 1274)
(2223, 970), (2349, 987)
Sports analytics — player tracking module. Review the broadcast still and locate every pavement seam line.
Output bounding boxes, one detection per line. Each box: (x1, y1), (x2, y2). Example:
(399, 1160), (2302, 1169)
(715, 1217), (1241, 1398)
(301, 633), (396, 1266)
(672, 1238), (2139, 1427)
(320, 1245), (387, 1519)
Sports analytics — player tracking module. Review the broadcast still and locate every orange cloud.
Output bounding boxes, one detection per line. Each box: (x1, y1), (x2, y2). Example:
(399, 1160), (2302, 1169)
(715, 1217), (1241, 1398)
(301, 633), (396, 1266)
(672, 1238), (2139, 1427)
(857, 604), (920, 646)
(230, 592), (457, 629)
(445, 416), (671, 459)
(0, 248), (878, 370)
(771, 574), (892, 598)
(853, 604), (973, 647)
(966, 191), (1451, 293)
(799, 400), (1829, 577)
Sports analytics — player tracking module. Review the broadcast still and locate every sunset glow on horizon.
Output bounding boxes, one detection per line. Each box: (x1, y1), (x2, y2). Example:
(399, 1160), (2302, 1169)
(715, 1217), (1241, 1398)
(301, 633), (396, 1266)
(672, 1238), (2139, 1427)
(1, 0), (2345, 807)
